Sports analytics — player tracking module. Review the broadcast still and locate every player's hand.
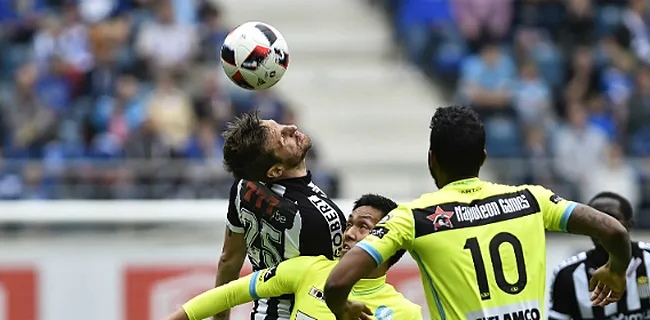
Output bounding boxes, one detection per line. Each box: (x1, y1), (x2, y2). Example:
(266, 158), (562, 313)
(336, 300), (372, 320)
(589, 260), (627, 307)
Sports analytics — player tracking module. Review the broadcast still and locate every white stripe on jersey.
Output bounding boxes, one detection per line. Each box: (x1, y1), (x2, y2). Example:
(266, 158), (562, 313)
(547, 310), (571, 320)
(284, 211), (301, 259)
(573, 263), (595, 318)
(227, 181), (245, 233)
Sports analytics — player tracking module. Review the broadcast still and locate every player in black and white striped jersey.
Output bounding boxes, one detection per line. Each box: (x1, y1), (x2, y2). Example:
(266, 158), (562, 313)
(213, 111), (346, 320)
(549, 191), (647, 320)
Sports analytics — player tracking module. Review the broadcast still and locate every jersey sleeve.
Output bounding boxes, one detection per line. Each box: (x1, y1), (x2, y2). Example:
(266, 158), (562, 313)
(547, 268), (576, 320)
(355, 205), (415, 266)
(182, 273), (254, 320)
(248, 256), (310, 299)
(528, 185), (577, 232)
(182, 257), (312, 320)
(226, 180), (244, 233)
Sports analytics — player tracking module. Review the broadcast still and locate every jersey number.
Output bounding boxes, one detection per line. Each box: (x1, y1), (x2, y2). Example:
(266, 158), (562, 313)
(240, 209), (283, 268)
(464, 232), (527, 300)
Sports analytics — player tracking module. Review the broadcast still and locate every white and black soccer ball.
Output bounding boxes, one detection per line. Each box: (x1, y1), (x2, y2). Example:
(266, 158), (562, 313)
(220, 22), (289, 90)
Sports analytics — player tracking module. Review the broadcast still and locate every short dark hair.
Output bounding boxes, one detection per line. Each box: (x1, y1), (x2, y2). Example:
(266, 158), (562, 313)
(222, 110), (279, 181)
(353, 194), (406, 268)
(588, 191), (633, 221)
(429, 106), (486, 177)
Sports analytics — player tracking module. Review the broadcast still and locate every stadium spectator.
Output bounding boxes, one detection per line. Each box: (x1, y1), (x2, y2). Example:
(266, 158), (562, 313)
(2, 63), (57, 159)
(145, 70), (195, 153)
(582, 144), (640, 209)
(452, 0), (512, 53)
(513, 61), (555, 131)
(458, 41), (516, 120)
(135, 0), (198, 77)
(553, 105), (609, 198)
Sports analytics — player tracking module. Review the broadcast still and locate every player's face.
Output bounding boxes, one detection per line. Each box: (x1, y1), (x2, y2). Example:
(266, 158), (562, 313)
(589, 197), (630, 248)
(262, 120), (312, 169)
(342, 206), (384, 255)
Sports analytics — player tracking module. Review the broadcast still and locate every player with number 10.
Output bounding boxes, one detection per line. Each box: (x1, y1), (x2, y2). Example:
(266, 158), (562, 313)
(324, 106), (632, 320)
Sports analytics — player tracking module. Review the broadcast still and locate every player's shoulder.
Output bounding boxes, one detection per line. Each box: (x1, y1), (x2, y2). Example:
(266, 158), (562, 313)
(552, 251), (588, 278)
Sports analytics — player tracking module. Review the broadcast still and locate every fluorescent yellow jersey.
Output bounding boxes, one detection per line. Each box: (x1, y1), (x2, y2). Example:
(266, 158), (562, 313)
(356, 178), (577, 320)
(182, 256), (422, 320)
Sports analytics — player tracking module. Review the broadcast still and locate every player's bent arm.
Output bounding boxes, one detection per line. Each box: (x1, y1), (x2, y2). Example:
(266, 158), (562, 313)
(566, 204), (631, 273)
(324, 247), (378, 317)
(325, 206), (414, 318)
(213, 228), (246, 320)
(215, 228), (247, 286)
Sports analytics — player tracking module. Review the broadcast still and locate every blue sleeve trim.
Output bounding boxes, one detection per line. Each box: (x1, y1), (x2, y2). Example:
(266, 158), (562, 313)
(356, 242), (384, 266)
(249, 271), (261, 300)
(560, 202), (577, 232)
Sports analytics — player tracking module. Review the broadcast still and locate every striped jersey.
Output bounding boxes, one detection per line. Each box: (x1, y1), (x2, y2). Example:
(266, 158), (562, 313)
(226, 172), (346, 320)
(548, 242), (650, 320)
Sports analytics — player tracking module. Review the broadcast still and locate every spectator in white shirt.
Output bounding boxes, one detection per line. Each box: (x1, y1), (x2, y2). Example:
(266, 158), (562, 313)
(553, 104), (609, 187)
(581, 143), (640, 210)
(136, 0), (198, 75)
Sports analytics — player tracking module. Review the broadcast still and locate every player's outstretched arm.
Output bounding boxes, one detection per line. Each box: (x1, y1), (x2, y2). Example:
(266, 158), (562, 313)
(324, 247), (377, 319)
(168, 261), (301, 320)
(566, 204), (630, 274)
(213, 228), (246, 320)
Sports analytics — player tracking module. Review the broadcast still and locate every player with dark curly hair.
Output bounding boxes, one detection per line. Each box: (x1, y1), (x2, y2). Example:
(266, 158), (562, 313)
(325, 105), (632, 320)
(214, 110), (346, 320)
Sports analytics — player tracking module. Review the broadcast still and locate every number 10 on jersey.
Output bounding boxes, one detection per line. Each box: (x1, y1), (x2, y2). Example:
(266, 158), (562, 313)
(464, 232), (528, 300)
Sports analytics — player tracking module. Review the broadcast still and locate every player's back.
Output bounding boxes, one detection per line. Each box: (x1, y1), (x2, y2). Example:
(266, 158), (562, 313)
(226, 174), (346, 320)
(403, 178), (575, 319)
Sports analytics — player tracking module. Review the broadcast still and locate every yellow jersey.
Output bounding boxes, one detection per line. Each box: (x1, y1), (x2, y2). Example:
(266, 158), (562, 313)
(356, 178), (577, 320)
(182, 255), (422, 320)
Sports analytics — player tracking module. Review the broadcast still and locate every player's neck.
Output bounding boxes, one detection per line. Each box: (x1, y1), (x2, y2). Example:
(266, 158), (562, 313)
(277, 161), (308, 180)
(437, 174), (479, 189)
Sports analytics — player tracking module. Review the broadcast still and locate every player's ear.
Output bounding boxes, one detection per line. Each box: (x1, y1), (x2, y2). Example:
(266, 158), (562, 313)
(267, 164), (283, 180)
(480, 149), (487, 166)
(428, 150), (437, 167)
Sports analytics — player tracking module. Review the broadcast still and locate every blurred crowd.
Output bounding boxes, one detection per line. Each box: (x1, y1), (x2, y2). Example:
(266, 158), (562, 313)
(0, 0), (339, 200)
(378, 0), (650, 225)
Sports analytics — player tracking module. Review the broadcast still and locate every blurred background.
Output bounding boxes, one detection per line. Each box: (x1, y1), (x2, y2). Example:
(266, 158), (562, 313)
(1, 0), (650, 319)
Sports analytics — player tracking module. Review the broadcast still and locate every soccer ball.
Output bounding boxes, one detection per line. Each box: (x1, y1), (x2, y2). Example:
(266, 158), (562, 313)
(220, 22), (290, 90)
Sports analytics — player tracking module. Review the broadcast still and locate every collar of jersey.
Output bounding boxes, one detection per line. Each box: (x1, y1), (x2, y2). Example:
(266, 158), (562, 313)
(442, 177), (482, 190)
(350, 275), (386, 296)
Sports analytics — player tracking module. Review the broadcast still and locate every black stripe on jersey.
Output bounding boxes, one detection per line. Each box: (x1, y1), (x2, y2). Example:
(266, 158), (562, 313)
(265, 297), (279, 319)
(412, 189), (541, 237)
(255, 24), (277, 45)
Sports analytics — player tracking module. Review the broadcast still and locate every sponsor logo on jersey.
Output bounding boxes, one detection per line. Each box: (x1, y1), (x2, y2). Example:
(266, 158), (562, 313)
(375, 306), (394, 320)
(370, 227), (389, 239)
(550, 194), (564, 204)
(454, 193), (534, 224)
(263, 266), (278, 282)
(308, 195), (344, 258)
(466, 300), (541, 320)
(308, 287), (325, 302)
(426, 207), (455, 231)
